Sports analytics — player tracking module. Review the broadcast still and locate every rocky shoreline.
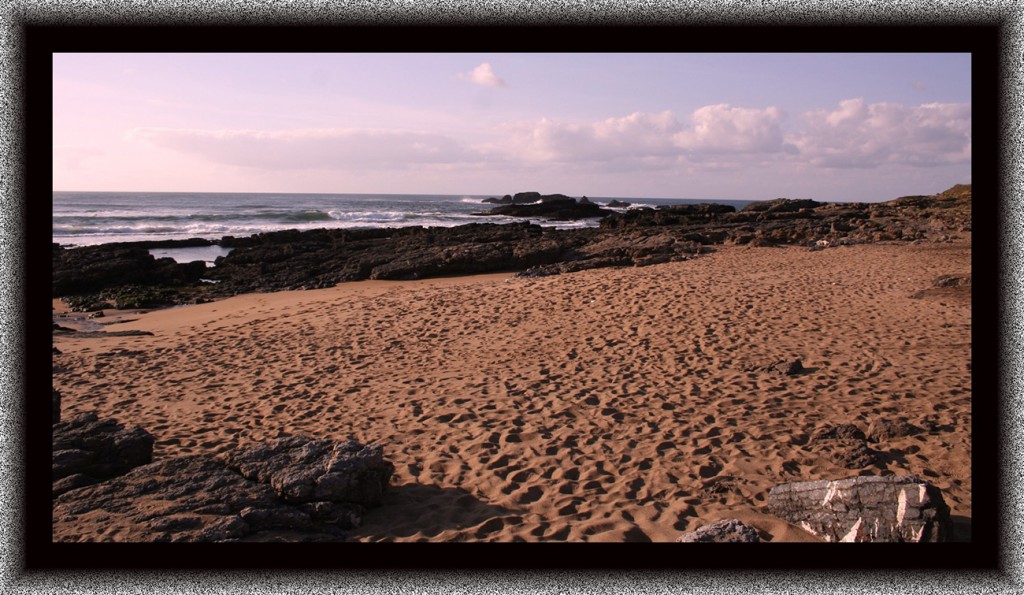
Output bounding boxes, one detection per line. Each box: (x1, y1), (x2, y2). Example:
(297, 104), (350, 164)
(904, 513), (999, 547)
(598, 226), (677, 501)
(52, 185), (971, 312)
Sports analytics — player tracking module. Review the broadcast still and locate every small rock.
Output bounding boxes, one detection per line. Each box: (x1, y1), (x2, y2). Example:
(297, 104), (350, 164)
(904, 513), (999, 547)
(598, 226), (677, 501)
(866, 418), (921, 443)
(676, 519), (761, 543)
(746, 358), (804, 376)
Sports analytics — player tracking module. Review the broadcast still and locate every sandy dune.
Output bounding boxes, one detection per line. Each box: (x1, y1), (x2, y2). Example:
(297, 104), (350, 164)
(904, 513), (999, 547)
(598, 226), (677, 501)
(52, 239), (972, 542)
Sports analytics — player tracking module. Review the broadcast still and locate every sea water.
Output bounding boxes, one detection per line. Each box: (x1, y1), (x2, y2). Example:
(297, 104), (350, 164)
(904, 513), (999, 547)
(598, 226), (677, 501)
(53, 191), (754, 258)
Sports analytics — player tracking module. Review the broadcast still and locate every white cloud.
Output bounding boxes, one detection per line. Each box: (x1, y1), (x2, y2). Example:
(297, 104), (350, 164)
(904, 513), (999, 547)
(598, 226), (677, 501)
(129, 127), (475, 170)
(672, 104), (787, 153)
(125, 98), (972, 182)
(787, 98), (971, 168)
(457, 63), (506, 88)
(489, 111), (682, 165)
(486, 106), (790, 172)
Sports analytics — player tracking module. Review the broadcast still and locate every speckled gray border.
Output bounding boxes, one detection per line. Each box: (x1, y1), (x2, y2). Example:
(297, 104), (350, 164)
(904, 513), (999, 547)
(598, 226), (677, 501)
(3, 1), (1021, 593)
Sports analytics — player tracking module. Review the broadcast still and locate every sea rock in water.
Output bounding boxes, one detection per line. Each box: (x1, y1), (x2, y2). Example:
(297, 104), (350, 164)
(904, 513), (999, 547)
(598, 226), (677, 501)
(606, 200), (631, 208)
(221, 435), (395, 506)
(766, 476), (952, 542)
(676, 519), (761, 543)
(52, 412), (154, 485)
(474, 197), (615, 221)
(513, 191), (542, 203)
(52, 455), (357, 542)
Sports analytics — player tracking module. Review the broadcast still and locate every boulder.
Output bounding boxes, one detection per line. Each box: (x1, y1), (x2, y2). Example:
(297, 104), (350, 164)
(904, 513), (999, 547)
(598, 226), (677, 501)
(766, 476), (952, 542)
(676, 519), (761, 543)
(606, 200), (631, 208)
(221, 435), (394, 506)
(52, 412), (154, 485)
(52, 455), (356, 542)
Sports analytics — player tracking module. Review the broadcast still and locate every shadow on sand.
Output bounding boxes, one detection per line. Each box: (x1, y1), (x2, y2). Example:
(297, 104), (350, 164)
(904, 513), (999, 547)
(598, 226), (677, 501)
(345, 482), (520, 542)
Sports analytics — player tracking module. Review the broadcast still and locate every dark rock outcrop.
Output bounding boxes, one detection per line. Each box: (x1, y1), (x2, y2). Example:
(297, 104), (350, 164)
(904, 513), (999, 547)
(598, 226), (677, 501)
(53, 243), (207, 298)
(766, 476), (952, 542)
(53, 434), (395, 542)
(52, 388), (61, 425)
(52, 185), (972, 304)
(676, 519), (761, 543)
(221, 435), (394, 507)
(741, 198), (824, 213)
(474, 196), (615, 221)
(600, 203), (736, 230)
(53, 455), (356, 542)
(482, 192), (541, 205)
(606, 200), (631, 208)
(52, 413), (155, 496)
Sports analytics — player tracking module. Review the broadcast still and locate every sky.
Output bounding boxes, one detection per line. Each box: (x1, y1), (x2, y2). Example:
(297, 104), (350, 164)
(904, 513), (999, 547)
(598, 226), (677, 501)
(52, 53), (972, 202)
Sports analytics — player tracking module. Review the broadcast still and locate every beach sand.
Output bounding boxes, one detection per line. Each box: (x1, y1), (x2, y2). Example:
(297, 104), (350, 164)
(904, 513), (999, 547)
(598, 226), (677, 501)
(52, 239), (972, 542)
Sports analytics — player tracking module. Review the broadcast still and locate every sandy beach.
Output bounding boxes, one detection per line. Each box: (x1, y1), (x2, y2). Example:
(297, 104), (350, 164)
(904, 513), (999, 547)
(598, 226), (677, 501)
(52, 238), (972, 542)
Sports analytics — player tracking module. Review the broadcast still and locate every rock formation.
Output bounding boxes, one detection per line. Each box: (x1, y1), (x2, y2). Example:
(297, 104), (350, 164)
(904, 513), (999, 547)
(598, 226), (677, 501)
(766, 475), (952, 542)
(52, 412), (155, 497)
(221, 435), (394, 507)
(473, 195), (615, 221)
(52, 185), (972, 308)
(53, 431), (395, 542)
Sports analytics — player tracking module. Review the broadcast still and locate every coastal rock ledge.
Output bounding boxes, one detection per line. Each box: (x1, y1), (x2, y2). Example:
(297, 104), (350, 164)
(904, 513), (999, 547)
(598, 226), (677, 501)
(766, 475), (952, 542)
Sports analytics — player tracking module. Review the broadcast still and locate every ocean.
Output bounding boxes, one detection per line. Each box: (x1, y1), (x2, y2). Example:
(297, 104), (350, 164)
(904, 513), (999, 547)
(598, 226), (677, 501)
(53, 191), (754, 262)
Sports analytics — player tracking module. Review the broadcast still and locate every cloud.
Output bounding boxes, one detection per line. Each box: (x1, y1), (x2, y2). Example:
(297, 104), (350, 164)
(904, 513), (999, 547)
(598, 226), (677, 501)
(491, 111), (681, 164)
(672, 104), (787, 153)
(128, 127), (476, 170)
(457, 63), (506, 88)
(787, 98), (971, 168)
(126, 98), (971, 179)
(487, 106), (790, 173)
